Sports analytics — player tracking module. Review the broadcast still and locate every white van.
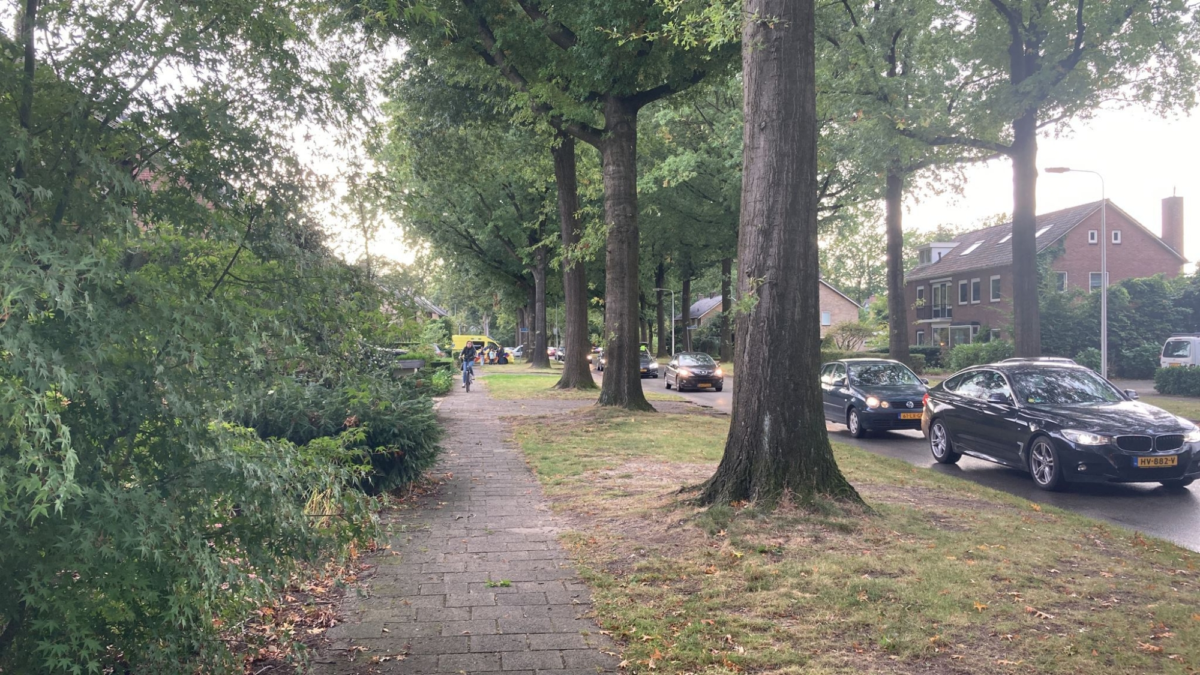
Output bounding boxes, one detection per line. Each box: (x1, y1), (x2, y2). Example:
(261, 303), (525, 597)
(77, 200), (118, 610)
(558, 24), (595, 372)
(1161, 335), (1200, 368)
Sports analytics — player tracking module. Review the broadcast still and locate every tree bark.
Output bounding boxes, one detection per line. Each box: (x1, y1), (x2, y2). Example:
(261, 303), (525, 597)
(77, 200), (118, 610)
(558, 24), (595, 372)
(655, 262), (668, 357)
(529, 248), (551, 368)
(1010, 108), (1041, 356)
(595, 96), (652, 410)
(885, 169), (911, 365)
(551, 134), (596, 389)
(700, 0), (860, 506)
(680, 275), (693, 352)
(14, 0), (38, 181)
(720, 256), (733, 363)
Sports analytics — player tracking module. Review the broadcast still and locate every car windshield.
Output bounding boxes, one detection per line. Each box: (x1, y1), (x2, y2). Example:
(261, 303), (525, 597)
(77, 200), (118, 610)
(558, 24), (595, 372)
(1011, 368), (1123, 405)
(679, 354), (716, 367)
(849, 363), (919, 386)
(1164, 340), (1191, 358)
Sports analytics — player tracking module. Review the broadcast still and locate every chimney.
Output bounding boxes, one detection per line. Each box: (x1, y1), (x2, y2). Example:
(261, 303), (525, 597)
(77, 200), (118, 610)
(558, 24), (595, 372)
(1162, 195), (1185, 264)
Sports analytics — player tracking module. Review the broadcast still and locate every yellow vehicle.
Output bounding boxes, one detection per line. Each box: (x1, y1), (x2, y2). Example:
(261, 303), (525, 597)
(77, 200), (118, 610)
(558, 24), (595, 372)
(451, 335), (504, 356)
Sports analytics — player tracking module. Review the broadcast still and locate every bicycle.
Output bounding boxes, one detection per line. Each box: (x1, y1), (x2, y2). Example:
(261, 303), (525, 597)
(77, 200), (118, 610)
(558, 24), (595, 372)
(462, 361), (474, 392)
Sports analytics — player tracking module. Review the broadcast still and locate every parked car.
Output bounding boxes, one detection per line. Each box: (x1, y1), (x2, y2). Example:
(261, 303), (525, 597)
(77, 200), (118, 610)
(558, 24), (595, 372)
(555, 348), (565, 362)
(547, 346), (557, 358)
(510, 345), (524, 359)
(596, 351), (605, 371)
(1161, 334), (1200, 369)
(821, 359), (928, 438)
(640, 352), (660, 378)
(587, 347), (601, 364)
(664, 352), (723, 391)
(923, 361), (1200, 491)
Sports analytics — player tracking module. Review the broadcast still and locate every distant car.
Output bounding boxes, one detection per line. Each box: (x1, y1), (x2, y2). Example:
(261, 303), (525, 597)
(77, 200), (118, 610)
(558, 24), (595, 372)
(596, 351), (605, 371)
(821, 359), (927, 438)
(1161, 335), (1200, 369)
(923, 361), (1200, 491)
(510, 345), (524, 359)
(547, 346), (557, 358)
(664, 352), (723, 392)
(640, 352), (659, 378)
(587, 347), (602, 364)
(555, 348), (566, 362)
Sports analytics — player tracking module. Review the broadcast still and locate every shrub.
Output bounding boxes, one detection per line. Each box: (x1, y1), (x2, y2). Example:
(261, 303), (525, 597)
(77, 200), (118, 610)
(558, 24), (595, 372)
(1155, 367), (1200, 397)
(947, 340), (1015, 371)
(1116, 343), (1162, 379)
(1075, 348), (1102, 372)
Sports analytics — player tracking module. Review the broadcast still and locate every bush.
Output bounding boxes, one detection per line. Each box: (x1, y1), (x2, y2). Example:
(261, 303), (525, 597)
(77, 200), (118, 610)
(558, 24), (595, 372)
(1075, 348), (1102, 372)
(1116, 343), (1162, 379)
(1155, 367), (1200, 397)
(947, 340), (1015, 371)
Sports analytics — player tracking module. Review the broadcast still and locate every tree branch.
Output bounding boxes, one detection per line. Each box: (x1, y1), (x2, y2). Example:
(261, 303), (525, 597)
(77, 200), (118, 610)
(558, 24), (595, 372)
(514, 0), (577, 50)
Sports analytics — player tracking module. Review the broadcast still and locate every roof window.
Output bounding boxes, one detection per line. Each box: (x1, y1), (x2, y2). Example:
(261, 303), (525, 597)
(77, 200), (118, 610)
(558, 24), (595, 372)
(998, 233), (1012, 244)
(1036, 225), (1052, 237)
(959, 241), (982, 256)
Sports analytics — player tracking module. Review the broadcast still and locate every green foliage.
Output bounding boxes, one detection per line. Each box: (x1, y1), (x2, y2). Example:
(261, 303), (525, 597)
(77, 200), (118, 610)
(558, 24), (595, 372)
(1075, 348), (1102, 372)
(826, 321), (879, 351)
(1120, 343), (1164, 380)
(1155, 368), (1200, 397)
(947, 341), (1015, 371)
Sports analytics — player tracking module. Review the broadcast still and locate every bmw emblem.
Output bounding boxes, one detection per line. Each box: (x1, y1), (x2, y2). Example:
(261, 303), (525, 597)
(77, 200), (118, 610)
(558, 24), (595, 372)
(906, 401), (915, 408)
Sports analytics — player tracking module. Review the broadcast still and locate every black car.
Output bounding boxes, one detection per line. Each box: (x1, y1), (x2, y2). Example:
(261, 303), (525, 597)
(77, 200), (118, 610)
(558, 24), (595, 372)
(639, 352), (660, 378)
(821, 359), (927, 437)
(664, 352), (723, 392)
(922, 361), (1200, 491)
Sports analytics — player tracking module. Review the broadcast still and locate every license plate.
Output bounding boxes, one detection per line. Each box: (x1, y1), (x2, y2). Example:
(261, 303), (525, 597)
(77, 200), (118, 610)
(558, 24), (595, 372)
(899, 412), (922, 420)
(1169, 363), (1182, 368)
(697, 383), (712, 388)
(1135, 455), (1178, 468)
(640, 369), (648, 373)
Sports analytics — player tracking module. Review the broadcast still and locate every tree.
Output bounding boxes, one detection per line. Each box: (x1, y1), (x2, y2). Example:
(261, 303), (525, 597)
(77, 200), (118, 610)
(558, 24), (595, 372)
(551, 133), (597, 388)
(899, 0), (1200, 356)
(353, 0), (738, 409)
(700, 0), (860, 505)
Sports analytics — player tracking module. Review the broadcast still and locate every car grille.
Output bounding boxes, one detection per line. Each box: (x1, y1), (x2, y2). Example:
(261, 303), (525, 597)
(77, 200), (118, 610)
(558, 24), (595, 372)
(1116, 436), (1153, 452)
(1156, 435), (1184, 452)
(1115, 435), (1185, 453)
(888, 400), (920, 410)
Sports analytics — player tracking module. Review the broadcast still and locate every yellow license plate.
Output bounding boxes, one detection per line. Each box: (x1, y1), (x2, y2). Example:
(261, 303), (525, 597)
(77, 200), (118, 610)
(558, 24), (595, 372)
(1136, 456), (1178, 468)
(1170, 363), (1182, 368)
(640, 369), (648, 372)
(899, 412), (922, 420)
(697, 383), (712, 388)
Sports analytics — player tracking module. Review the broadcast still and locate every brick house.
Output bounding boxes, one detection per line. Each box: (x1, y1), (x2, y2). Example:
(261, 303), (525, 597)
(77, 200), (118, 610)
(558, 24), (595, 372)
(904, 197), (1187, 348)
(679, 280), (861, 340)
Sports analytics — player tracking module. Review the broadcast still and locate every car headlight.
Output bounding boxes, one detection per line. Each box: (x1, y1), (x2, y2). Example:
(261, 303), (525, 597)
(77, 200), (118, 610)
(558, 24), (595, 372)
(714, 367), (723, 377)
(678, 368), (692, 377)
(865, 396), (881, 409)
(1062, 429), (1114, 446)
(1184, 427), (1200, 443)
(649, 362), (658, 369)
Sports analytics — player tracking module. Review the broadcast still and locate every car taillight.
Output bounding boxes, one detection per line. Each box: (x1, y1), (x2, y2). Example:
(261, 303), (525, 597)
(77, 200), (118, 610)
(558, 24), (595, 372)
(922, 393), (930, 408)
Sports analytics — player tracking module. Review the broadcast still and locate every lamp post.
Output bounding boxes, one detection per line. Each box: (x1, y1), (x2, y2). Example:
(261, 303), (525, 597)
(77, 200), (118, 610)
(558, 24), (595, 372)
(1046, 167), (1107, 378)
(653, 287), (677, 356)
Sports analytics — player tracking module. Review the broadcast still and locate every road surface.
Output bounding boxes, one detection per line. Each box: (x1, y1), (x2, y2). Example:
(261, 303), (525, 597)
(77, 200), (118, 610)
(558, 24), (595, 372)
(596, 370), (1200, 552)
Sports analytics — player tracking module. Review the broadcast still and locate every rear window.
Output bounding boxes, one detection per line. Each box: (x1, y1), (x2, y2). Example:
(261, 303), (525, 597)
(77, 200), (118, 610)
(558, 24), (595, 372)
(1163, 340), (1191, 359)
(679, 354), (716, 366)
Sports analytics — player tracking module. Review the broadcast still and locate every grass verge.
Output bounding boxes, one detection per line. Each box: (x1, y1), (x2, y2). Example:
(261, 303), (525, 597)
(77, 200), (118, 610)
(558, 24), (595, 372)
(511, 408), (1200, 674)
(1140, 394), (1200, 422)
(483, 373), (683, 402)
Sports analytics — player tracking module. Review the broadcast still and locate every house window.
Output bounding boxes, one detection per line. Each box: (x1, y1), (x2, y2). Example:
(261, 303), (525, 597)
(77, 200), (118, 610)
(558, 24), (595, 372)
(989, 328), (1002, 341)
(990, 276), (1001, 301)
(959, 242), (982, 256)
(933, 326), (949, 347)
(1112, 230), (1122, 244)
(949, 325), (973, 347)
(1090, 272), (1103, 292)
(971, 279), (982, 303)
(919, 249), (931, 264)
(1055, 271), (1068, 292)
(916, 286), (926, 304)
(821, 311), (832, 326)
(931, 281), (952, 319)
(916, 330), (926, 346)
(1036, 225), (1052, 237)
(1088, 230), (1098, 244)
(958, 280), (969, 305)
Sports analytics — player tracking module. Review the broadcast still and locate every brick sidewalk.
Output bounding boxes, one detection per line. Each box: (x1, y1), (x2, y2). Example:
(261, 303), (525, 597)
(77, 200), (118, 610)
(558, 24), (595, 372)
(312, 379), (618, 674)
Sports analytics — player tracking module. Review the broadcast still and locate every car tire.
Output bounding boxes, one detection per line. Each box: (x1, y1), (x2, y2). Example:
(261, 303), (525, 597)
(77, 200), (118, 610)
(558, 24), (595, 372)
(847, 408), (867, 438)
(1161, 478), (1195, 490)
(928, 419), (961, 464)
(715, 385), (723, 392)
(665, 379), (671, 389)
(1028, 436), (1065, 491)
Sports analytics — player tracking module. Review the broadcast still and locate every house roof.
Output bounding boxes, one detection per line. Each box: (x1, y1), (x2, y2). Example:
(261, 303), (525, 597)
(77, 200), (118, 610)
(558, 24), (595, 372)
(906, 200), (1187, 282)
(413, 295), (449, 317)
(676, 295), (724, 321)
(820, 279), (862, 309)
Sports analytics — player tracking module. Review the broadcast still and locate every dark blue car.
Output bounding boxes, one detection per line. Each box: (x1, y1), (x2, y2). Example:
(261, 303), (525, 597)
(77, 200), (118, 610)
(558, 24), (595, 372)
(821, 359), (928, 437)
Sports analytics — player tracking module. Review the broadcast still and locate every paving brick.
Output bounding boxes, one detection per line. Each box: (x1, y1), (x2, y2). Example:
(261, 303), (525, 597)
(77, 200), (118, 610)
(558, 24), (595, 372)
(469, 634), (529, 652)
(500, 650), (565, 670)
(438, 651), (502, 672)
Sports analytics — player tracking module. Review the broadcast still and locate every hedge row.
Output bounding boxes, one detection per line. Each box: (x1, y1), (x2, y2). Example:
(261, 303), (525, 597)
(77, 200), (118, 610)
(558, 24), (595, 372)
(1154, 367), (1200, 397)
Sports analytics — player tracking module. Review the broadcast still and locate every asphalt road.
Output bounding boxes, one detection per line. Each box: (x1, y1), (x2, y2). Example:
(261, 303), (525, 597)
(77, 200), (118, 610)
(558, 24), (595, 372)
(601, 370), (1200, 552)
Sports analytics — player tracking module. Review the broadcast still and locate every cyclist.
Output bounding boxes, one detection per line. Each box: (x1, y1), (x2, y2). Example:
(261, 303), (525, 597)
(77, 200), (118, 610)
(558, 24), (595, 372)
(460, 340), (478, 390)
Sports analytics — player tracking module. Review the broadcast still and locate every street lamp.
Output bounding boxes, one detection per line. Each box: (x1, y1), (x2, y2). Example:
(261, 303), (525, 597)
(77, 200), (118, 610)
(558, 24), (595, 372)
(653, 287), (677, 356)
(1046, 167), (1107, 378)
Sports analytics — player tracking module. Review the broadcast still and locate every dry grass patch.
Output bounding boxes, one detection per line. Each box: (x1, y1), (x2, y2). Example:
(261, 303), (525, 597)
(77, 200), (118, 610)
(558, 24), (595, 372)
(511, 408), (1200, 674)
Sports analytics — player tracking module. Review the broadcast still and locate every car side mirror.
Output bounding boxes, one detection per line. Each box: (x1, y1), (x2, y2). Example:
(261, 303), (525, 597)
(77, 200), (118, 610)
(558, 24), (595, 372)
(921, 378), (930, 385)
(1125, 389), (1140, 400)
(987, 393), (1013, 405)
(832, 377), (847, 387)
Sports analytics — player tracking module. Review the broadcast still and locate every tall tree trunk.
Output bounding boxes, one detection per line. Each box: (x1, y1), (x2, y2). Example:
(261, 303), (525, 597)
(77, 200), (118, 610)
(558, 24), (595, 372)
(14, 0), (38, 182)
(552, 134), (596, 389)
(720, 256), (733, 363)
(596, 96), (652, 410)
(681, 275), (693, 352)
(700, 0), (859, 506)
(529, 250), (551, 368)
(885, 169), (911, 365)
(647, 320), (654, 358)
(1010, 108), (1041, 357)
(655, 263), (668, 357)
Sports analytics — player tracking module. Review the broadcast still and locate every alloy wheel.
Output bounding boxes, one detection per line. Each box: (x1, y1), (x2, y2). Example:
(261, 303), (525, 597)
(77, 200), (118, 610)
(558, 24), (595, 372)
(931, 423), (948, 458)
(1030, 439), (1057, 487)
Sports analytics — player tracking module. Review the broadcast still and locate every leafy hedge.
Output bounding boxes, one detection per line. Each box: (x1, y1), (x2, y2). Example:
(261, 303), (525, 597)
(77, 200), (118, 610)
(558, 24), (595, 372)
(1155, 367), (1200, 397)
(946, 340), (1015, 371)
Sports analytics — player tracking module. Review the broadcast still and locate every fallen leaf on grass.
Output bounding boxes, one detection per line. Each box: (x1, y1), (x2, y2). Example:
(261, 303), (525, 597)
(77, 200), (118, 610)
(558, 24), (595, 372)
(1024, 606), (1054, 620)
(1029, 503), (1042, 512)
(1138, 642), (1163, 653)
(974, 602), (988, 612)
